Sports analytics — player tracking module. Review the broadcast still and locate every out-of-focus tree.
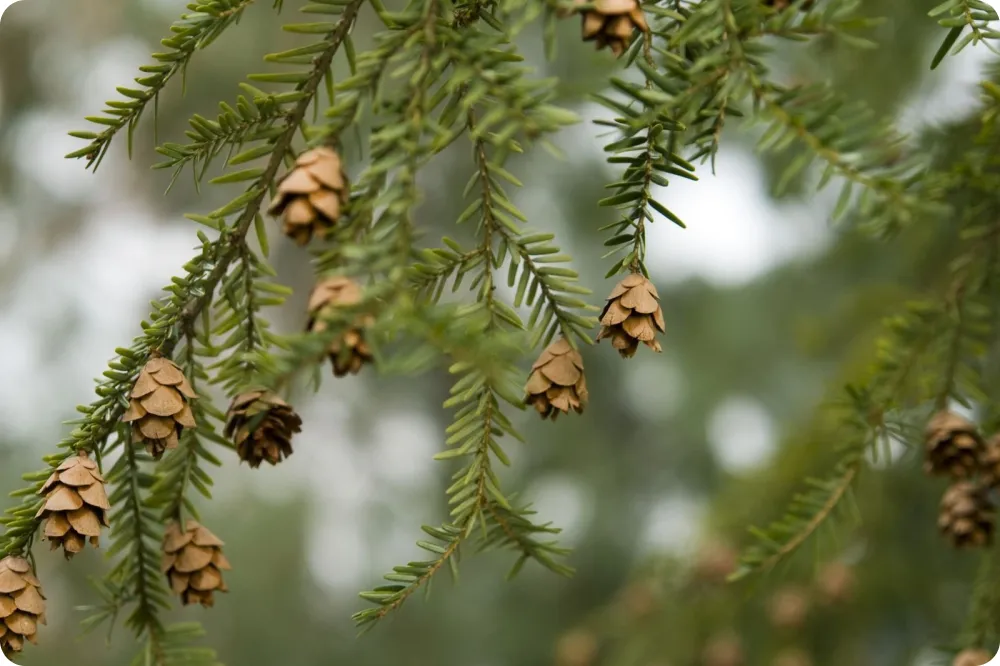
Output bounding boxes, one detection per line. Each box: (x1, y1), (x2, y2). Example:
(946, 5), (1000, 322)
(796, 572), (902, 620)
(1, 0), (1000, 665)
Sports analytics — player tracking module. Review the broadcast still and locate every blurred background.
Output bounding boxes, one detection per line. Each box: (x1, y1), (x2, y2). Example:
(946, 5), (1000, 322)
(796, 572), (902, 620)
(0, 0), (995, 664)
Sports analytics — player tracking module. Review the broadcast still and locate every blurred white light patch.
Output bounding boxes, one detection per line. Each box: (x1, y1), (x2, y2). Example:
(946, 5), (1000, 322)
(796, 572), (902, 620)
(368, 411), (439, 488)
(72, 38), (153, 117)
(525, 474), (592, 544)
(646, 149), (831, 286)
(638, 493), (704, 556)
(707, 396), (777, 473)
(0, 205), (195, 440)
(899, 36), (993, 134)
(622, 355), (683, 421)
(9, 110), (103, 203)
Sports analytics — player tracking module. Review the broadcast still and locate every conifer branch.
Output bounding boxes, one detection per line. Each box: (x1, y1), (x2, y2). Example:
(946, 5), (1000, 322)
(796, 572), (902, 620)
(67, 0), (260, 170)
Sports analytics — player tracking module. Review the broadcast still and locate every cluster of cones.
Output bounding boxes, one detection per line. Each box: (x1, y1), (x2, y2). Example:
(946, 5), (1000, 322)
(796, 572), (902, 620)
(269, 146), (375, 380)
(524, 272), (665, 421)
(923, 411), (1000, 549)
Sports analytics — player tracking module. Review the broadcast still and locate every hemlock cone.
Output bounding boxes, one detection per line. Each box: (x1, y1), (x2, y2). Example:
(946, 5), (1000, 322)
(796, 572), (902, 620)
(224, 390), (302, 468)
(267, 146), (349, 246)
(576, 0), (649, 58)
(35, 451), (110, 558)
(162, 520), (231, 608)
(524, 338), (588, 420)
(954, 649), (994, 666)
(0, 556), (46, 656)
(924, 410), (982, 478)
(597, 273), (665, 358)
(953, 649), (994, 666)
(122, 356), (197, 459)
(701, 633), (744, 666)
(938, 481), (995, 548)
(773, 649), (813, 666)
(815, 562), (855, 605)
(767, 586), (810, 630)
(306, 276), (374, 377)
(978, 433), (1000, 488)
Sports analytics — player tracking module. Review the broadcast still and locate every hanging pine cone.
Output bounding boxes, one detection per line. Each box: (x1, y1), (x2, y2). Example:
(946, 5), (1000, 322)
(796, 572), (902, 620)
(701, 633), (744, 666)
(939, 481), (995, 548)
(979, 433), (1000, 488)
(0, 556), (46, 657)
(162, 520), (231, 607)
(306, 276), (374, 377)
(597, 273), (665, 358)
(525, 338), (588, 420)
(555, 629), (599, 666)
(924, 410), (982, 479)
(267, 146), (349, 246)
(35, 451), (110, 558)
(772, 650), (812, 666)
(815, 561), (855, 605)
(224, 390), (302, 468)
(954, 649), (993, 666)
(122, 355), (197, 459)
(767, 585), (810, 629)
(576, 0), (649, 58)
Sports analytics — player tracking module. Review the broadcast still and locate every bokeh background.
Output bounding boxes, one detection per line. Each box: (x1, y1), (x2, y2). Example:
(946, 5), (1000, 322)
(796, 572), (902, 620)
(0, 0), (995, 664)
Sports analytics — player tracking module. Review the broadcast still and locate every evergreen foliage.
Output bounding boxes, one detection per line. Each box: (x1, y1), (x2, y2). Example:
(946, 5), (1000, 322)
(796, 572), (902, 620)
(5, 0), (1000, 662)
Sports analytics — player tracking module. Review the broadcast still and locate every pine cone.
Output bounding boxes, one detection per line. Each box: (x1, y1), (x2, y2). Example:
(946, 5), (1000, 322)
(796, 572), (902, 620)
(162, 520), (231, 607)
(596, 273), (665, 358)
(306, 276), (374, 377)
(692, 540), (738, 584)
(555, 629), (598, 666)
(0, 556), (46, 657)
(767, 586), (810, 629)
(35, 451), (110, 558)
(772, 650), (812, 666)
(954, 649), (993, 666)
(525, 338), (588, 420)
(939, 481), (995, 548)
(924, 410), (982, 478)
(979, 433), (1000, 488)
(122, 356), (197, 459)
(815, 561), (855, 605)
(267, 147), (349, 246)
(701, 633), (743, 666)
(577, 0), (649, 58)
(224, 390), (302, 468)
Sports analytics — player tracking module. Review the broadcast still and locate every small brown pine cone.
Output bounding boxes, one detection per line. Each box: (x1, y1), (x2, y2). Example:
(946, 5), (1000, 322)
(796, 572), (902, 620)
(162, 520), (231, 607)
(701, 633), (744, 666)
(815, 561), (855, 605)
(122, 356), (197, 459)
(762, 0), (813, 9)
(35, 451), (110, 558)
(954, 649), (993, 666)
(0, 556), (46, 657)
(772, 649), (812, 666)
(267, 147), (349, 246)
(224, 390), (302, 468)
(924, 411), (983, 479)
(525, 338), (588, 420)
(576, 0), (649, 58)
(597, 273), (665, 358)
(692, 540), (738, 584)
(939, 481), (995, 548)
(555, 629), (598, 666)
(306, 276), (374, 377)
(767, 585), (810, 630)
(979, 433), (1000, 488)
